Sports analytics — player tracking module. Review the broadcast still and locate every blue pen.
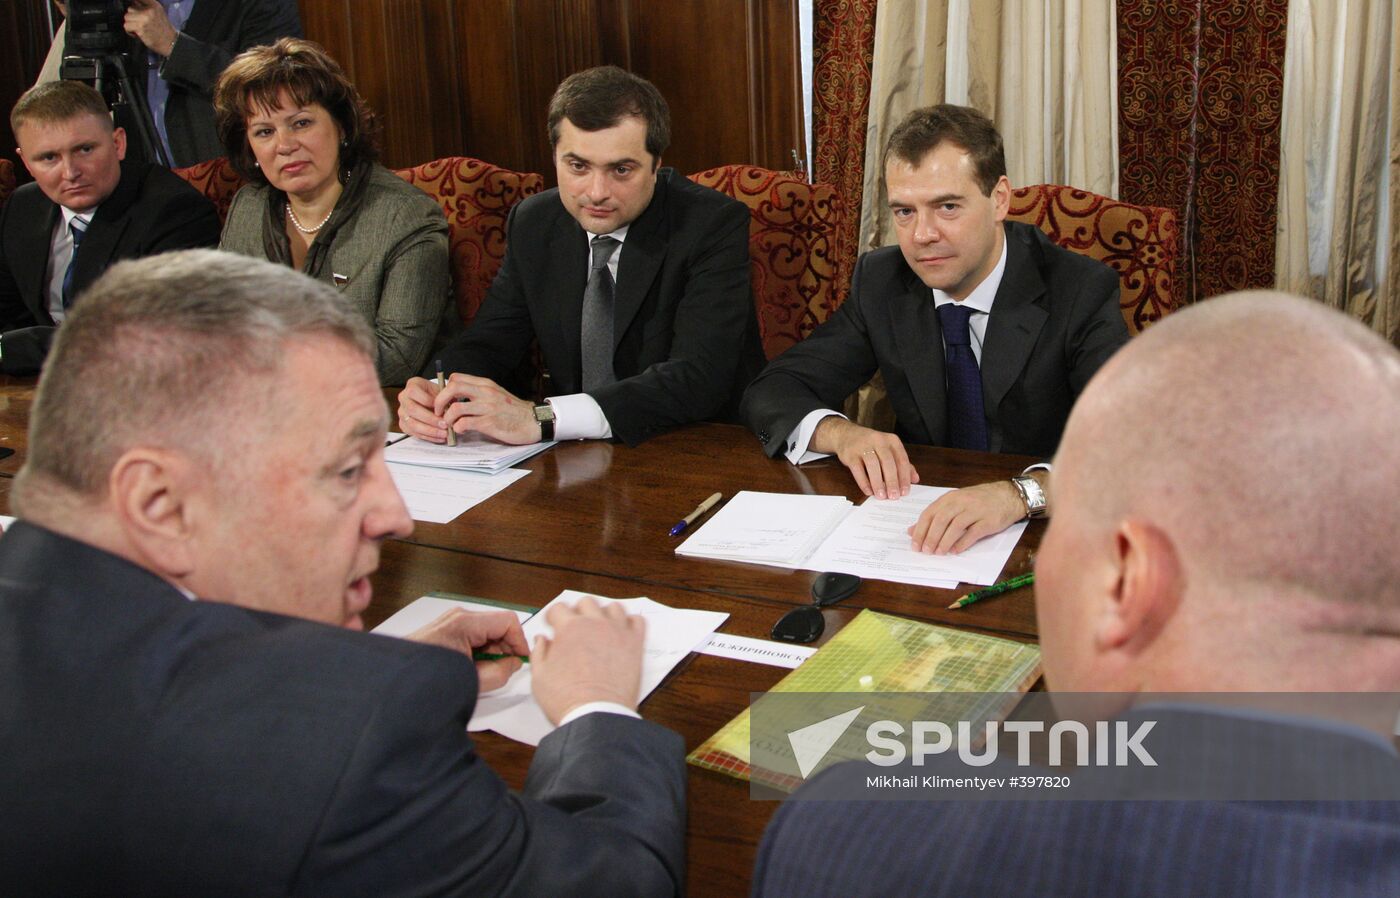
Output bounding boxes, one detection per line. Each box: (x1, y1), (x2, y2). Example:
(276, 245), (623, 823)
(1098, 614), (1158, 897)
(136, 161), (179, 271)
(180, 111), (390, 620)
(669, 492), (723, 536)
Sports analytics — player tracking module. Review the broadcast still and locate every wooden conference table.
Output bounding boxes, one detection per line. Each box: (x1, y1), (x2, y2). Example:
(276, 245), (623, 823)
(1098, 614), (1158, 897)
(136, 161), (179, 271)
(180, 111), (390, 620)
(0, 377), (1045, 895)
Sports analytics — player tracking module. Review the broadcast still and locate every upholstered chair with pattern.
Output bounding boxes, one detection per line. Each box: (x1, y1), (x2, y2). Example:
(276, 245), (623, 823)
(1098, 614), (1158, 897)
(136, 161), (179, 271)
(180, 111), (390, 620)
(1006, 184), (1179, 334)
(688, 164), (847, 359)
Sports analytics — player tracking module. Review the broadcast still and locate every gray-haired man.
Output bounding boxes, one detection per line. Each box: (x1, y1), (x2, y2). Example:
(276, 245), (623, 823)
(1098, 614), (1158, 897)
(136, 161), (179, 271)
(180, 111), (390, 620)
(0, 250), (685, 896)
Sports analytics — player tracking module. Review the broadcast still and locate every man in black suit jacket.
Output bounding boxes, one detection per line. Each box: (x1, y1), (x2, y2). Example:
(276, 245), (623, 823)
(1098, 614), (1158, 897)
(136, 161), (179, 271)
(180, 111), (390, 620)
(0, 250), (685, 896)
(742, 105), (1127, 553)
(0, 81), (219, 374)
(115, 0), (302, 167)
(752, 291), (1400, 896)
(397, 66), (762, 447)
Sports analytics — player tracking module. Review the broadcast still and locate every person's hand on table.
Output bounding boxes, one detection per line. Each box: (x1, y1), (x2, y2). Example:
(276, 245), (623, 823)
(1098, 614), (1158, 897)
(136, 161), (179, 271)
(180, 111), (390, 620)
(124, 0), (178, 56)
(908, 480), (1026, 555)
(396, 377), (448, 441)
(812, 415), (919, 499)
(408, 608), (528, 691)
(531, 596), (645, 725)
(434, 374), (541, 445)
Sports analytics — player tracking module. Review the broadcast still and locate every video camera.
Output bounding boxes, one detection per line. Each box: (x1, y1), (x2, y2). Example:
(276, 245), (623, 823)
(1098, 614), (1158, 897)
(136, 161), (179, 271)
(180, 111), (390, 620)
(64, 0), (134, 58)
(59, 0), (169, 166)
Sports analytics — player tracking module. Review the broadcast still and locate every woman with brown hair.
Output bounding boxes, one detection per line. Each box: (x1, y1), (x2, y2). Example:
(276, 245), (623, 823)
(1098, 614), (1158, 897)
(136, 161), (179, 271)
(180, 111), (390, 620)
(215, 38), (449, 386)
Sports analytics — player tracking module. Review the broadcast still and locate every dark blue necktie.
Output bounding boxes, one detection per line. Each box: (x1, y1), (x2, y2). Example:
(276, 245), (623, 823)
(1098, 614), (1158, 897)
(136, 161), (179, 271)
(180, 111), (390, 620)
(937, 302), (989, 451)
(62, 218), (88, 308)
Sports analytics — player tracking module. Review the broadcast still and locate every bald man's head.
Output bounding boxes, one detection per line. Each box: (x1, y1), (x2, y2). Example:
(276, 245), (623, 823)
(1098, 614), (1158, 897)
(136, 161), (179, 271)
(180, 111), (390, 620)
(1037, 291), (1400, 692)
(1062, 291), (1399, 605)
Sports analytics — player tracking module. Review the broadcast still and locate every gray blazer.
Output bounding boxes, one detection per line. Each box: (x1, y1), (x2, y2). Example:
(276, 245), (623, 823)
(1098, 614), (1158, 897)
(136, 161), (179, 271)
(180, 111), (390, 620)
(220, 164), (450, 385)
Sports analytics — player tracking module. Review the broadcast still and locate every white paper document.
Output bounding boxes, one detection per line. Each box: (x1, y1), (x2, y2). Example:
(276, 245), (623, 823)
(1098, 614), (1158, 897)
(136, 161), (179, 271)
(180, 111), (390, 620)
(372, 595), (534, 637)
(674, 491), (854, 567)
(675, 486), (1026, 589)
(384, 432), (554, 473)
(381, 591), (728, 746)
(387, 463), (530, 523)
(804, 485), (1027, 587)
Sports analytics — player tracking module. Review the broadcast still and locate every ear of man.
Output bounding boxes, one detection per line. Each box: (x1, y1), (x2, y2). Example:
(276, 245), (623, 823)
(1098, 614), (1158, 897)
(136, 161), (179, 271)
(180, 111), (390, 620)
(107, 447), (201, 579)
(1094, 517), (1183, 658)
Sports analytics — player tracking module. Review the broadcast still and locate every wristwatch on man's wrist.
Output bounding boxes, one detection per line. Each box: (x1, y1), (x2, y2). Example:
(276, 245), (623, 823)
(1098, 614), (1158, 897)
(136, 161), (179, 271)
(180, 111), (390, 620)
(532, 402), (555, 442)
(1010, 474), (1048, 520)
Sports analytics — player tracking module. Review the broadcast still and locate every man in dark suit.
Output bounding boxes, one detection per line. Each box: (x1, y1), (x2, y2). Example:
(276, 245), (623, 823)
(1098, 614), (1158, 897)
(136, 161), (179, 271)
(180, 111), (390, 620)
(115, 0), (302, 167)
(742, 104), (1128, 553)
(0, 250), (686, 896)
(0, 80), (220, 374)
(396, 66), (762, 447)
(751, 292), (1400, 896)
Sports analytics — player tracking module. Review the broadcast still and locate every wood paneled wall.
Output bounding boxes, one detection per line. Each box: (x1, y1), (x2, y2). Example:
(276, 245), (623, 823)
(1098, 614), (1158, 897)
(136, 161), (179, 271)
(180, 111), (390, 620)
(297, 0), (805, 182)
(1, 1), (57, 176)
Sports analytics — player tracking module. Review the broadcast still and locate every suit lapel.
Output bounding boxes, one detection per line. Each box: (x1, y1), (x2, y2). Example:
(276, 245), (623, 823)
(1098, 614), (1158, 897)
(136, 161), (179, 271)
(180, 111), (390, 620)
(981, 225), (1048, 415)
(15, 195), (60, 324)
(72, 163), (141, 297)
(890, 266), (947, 445)
(548, 213), (588, 388)
(612, 170), (668, 352)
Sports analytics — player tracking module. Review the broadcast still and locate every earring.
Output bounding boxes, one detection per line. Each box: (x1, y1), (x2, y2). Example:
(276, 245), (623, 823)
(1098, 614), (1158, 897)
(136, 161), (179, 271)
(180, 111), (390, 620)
(253, 160), (260, 168)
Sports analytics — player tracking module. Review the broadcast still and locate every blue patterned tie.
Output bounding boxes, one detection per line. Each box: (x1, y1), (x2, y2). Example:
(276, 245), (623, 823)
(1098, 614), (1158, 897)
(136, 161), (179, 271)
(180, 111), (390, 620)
(937, 302), (988, 450)
(62, 218), (88, 308)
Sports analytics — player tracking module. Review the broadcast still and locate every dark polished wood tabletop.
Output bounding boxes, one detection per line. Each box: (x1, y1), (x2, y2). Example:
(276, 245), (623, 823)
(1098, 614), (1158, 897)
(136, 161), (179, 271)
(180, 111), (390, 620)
(0, 375), (1045, 895)
(396, 419), (1044, 640)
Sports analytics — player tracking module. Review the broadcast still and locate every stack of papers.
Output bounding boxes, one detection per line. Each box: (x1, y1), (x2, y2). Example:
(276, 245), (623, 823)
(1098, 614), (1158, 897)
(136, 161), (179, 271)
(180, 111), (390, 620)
(675, 486), (1027, 589)
(385, 432), (554, 473)
(374, 590), (728, 746)
(674, 491), (853, 567)
(382, 433), (548, 523)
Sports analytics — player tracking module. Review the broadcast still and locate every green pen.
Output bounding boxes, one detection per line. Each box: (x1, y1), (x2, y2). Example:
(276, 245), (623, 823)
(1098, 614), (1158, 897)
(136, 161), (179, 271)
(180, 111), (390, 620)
(947, 571), (1035, 609)
(472, 651), (530, 663)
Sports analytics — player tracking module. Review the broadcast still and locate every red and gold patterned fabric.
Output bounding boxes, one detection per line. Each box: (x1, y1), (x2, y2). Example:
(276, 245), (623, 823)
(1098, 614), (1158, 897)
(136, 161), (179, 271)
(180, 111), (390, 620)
(1117, 0), (1287, 304)
(0, 158), (18, 214)
(171, 157), (246, 224)
(394, 157), (544, 329)
(813, 0), (877, 304)
(689, 165), (846, 359)
(1007, 184), (1179, 335)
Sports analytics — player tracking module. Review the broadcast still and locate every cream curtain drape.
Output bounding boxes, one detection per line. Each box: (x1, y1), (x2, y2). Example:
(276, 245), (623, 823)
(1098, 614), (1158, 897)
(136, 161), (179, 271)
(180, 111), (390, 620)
(1276, 0), (1399, 344)
(857, 0), (1118, 254)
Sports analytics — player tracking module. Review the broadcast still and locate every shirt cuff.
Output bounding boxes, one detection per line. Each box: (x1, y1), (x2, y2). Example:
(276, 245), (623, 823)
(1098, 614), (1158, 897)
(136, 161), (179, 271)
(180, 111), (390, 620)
(557, 701), (641, 727)
(1022, 462), (1052, 474)
(784, 409), (845, 464)
(547, 393), (613, 441)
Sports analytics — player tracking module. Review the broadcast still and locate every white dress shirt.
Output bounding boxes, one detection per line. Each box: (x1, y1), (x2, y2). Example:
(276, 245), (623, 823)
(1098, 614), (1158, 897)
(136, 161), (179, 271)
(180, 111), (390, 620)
(46, 206), (96, 324)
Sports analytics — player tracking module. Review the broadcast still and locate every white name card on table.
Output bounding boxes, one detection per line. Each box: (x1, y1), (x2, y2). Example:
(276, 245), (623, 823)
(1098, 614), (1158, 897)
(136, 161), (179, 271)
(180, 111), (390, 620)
(695, 633), (815, 669)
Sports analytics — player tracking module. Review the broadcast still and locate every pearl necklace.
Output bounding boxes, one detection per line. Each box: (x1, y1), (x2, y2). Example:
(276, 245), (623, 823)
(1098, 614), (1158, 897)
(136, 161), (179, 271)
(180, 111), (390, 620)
(287, 202), (334, 234)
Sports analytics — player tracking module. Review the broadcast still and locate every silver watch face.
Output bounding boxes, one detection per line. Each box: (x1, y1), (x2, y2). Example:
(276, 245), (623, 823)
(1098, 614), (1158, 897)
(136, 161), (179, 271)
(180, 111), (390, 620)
(533, 404), (555, 423)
